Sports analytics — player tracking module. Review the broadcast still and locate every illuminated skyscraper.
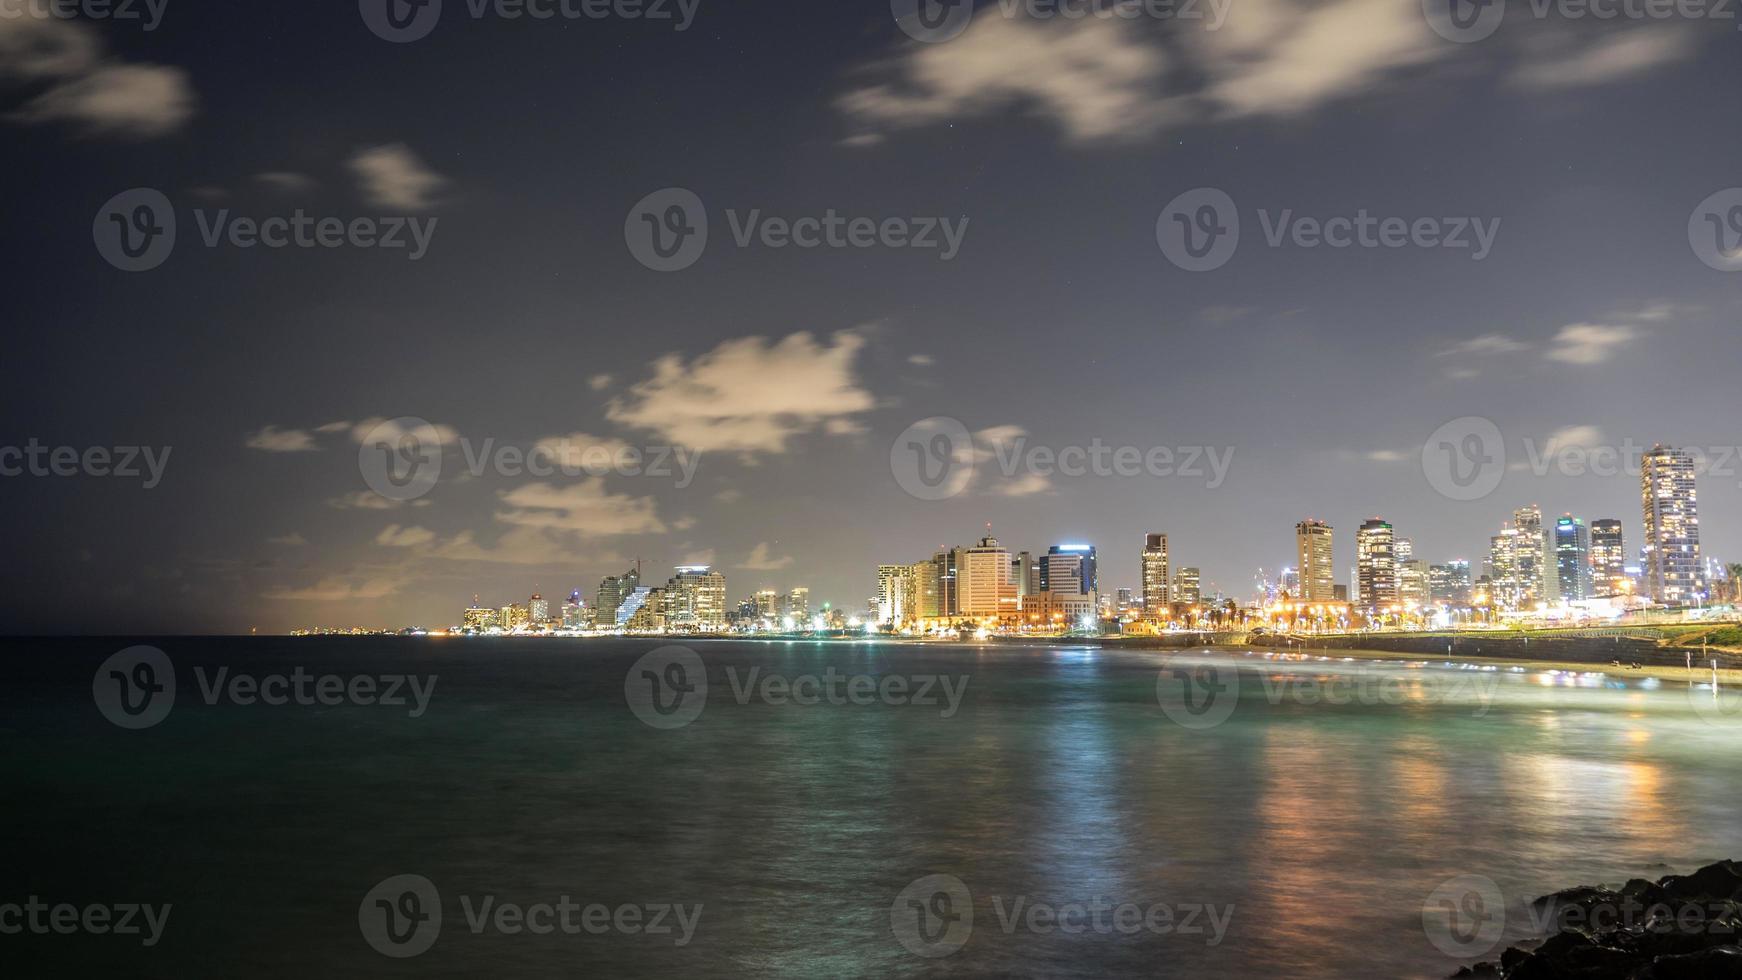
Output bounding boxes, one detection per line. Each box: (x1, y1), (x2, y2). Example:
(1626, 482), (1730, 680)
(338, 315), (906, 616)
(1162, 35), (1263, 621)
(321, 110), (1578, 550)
(958, 536), (1018, 617)
(1356, 518), (1397, 608)
(1590, 519), (1627, 597)
(1552, 516), (1592, 602)
(1040, 543), (1096, 596)
(1172, 567), (1201, 605)
(910, 560), (941, 620)
(1429, 561), (1473, 605)
(785, 587), (811, 621)
(665, 566), (727, 630)
(1642, 446), (1702, 604)
(1140, 533), (1169, 618)
(529, 593), (550, 624)
(595, 568), (640, 626)
(1295, 520), (1335, 601)
(876, 564), (914, 625)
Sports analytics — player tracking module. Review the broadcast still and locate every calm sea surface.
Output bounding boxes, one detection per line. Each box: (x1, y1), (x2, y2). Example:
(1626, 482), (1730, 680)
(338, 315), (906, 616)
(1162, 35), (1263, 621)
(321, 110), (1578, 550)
(4, 637), (1740, 978)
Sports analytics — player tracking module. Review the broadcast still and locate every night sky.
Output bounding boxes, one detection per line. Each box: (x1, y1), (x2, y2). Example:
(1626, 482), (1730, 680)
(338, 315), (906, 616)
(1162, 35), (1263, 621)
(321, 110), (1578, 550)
(3, 0), (1739, 633)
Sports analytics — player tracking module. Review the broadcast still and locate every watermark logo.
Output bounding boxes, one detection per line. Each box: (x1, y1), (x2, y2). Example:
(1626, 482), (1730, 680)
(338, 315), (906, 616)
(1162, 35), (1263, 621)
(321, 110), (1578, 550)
(724, 667), (969, 717)
(1157, 187), (1239, 272)
(626, 187), (708, 272)
(625, 645), (708, 729)
(1422, 0), (1506, 43)
(94, 188), (175, 272)
(0, 440), (171, 488)
(93, 645), (175, 730)
(1689, 188), (1742, 272)
(891, 0), (975, 42)
(891, 874), (974, 957)
(626, 189), (970, 270)
(1423, 874), (1506, 959)
(360, 874), (443, 957)
(1422, 416), (1507, 501)
(890, 416), (974, 500)
(359, 417), (444, 502)
(95, 189), (438, 268)
(1, 0), (170, 31)
(1156, 662), (1240, 729)
(1159, 189), (1501, 271)
(360, 0), (442, 41)
(0, 898), (172, 946)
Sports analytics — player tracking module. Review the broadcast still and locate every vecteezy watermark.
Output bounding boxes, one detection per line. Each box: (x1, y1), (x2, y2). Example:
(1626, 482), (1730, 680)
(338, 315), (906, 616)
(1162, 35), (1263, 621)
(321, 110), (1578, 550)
(888, 416), (1235, 500)
(93, 646), (176, 729)
(625, 187), (970, 272)
(1688, 669), (1741, 725)
(358, 875), (701, 957)
(624, 647), (970, 729)
(1422, 870), (1742, 961)
(358, 417), (446, 502)
(891, 0), (1229, 43)
(94, 189), (438, 272)
(457, 437), (701, 488)
(1156, 662), (1242, 730)
(92, 646), (438, 729)
(360, 0), (700, 43)
(1157, 188), (1500, 272)
(0, 440), (171, 489)
(1424, 420), (1742, 498)
(1689, 188), (1742, 272)
(1423, 0), (1740, 45)
(0, 0), (167, 29)
(1421, 874), (1508, 959)
(1422, 416), (1507, 502)
(0, 898), (172, 947)
(889, 875), (1233, 958)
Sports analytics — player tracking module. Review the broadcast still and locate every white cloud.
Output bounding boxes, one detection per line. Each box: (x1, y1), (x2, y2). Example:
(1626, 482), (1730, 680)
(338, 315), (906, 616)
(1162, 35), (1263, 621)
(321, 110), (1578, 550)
(494, 478), (666, 536)
(254, 171), (317, 192)
(989, 471), (1053, 497)
(376, 524), (437, 548)
(267, 533), (308, 546)
(12, 61), (194, 138)
(1544, 324), (1639, 365)
(1543, 425), (1605, 451)
(741, 542), (794, 570)
(349, 143), (447, 211)
(1366, 450), (1408, 462)
(328, 490), (429, 510)
(1200, 0), (1442, 120)
(907, 353), (934, 366)
(588, 374), (614, 391)
(607, 329), (875, 454)
(531, 433), (635, 470)
(350, 417), (460, 450)
(246, 425), (320, 453)
(1439, 333), (1529, 356)
(263, 575), (402, 601)
(1512, 28), (1695, 90)
(838, 11), (1181, 144)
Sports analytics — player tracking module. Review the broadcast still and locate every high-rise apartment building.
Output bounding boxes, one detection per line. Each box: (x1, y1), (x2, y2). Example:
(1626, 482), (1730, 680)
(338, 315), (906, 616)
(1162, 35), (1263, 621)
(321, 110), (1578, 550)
(1428, 561), (1473, 605)
(785, 587), (811, 621)
(1642, 446), (1702, 604)
(877, 564), (914, 625)
(958, 536), (1018, 618)
(1039, 544), (1097, 596)
(1356, 518), (1398, 608)
(1552, 516), (1592, 602)
(1295, 520), (1335, 601)
(595, 568), (640, 626)
(664, 566), (727, 630)
(1141, 533), (1170, 618)
(1589, 519), (1627, 596)
(1172, 567), (1201, 605)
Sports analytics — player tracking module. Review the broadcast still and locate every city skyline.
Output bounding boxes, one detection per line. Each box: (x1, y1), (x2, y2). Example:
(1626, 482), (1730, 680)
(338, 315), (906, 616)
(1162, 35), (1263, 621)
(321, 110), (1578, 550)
(4, 3), (1741, 634)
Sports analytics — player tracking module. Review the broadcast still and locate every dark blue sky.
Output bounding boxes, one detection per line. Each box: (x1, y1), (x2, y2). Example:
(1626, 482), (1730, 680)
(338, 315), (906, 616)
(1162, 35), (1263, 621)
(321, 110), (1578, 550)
(3, 0), (1739, 631)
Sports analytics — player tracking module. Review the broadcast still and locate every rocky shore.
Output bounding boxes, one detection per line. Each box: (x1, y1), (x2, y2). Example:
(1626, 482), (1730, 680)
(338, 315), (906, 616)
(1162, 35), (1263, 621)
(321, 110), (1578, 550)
(1452, 861), (1742, 979)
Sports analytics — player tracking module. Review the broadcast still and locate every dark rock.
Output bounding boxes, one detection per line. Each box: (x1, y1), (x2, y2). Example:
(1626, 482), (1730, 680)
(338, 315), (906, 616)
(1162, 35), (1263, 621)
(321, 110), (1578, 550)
(1633, 945), (1742, 979)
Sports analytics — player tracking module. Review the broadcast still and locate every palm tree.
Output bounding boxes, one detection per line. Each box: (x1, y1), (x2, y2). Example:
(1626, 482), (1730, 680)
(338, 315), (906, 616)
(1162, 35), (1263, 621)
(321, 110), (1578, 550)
(1727, 563), (1742, 603)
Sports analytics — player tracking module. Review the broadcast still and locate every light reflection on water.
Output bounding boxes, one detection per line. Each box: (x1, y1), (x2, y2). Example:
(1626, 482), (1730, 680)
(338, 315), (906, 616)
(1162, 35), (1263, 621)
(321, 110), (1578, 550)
(4, 638), (1739, 979)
